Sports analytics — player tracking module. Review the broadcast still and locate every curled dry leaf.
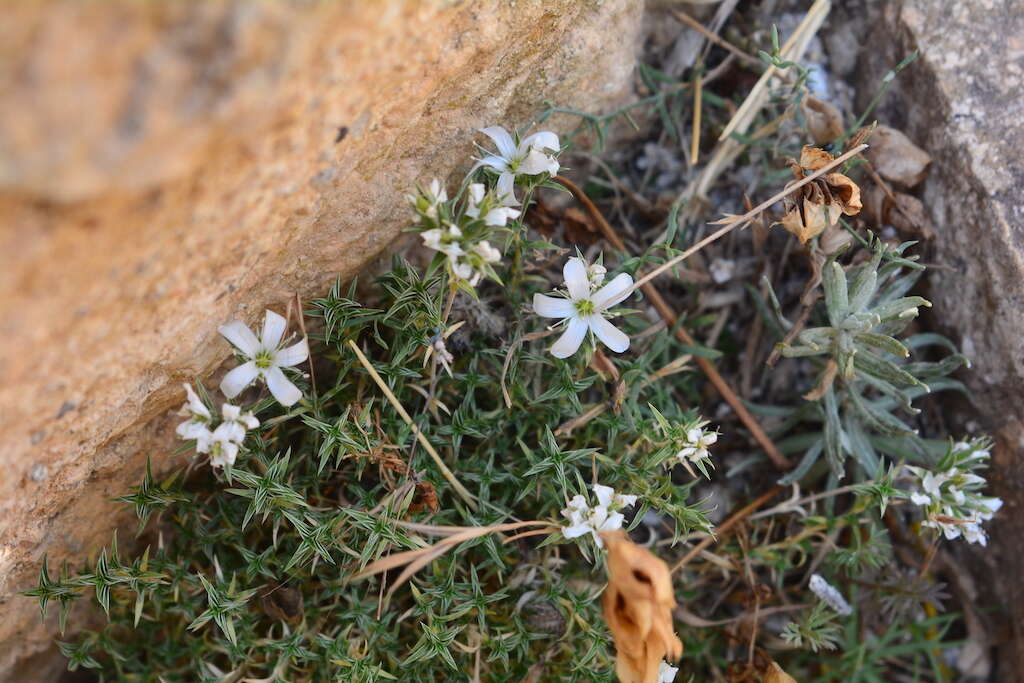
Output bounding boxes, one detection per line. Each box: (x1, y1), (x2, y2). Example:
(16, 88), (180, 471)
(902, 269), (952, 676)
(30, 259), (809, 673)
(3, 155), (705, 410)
(778, 146), (863, 244)
(601, 530), (682, 683)
(864, 125), (931, 188)
(801, 95), (844, 145)
(862, 184), (934, 238)
(763, 660), (798, 683)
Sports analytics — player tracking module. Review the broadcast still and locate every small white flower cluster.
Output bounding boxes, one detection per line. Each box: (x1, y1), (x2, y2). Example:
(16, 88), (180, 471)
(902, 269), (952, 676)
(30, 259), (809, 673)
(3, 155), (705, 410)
(676, 425), (718, 466)
(808, 574), (853, 616)
(411, 125), (559, 288)
(649, 406), (718, 478)
(905, 439), (1003, 546)
(176, 309), (308, 469)
(534, 256), (634, 358)
(561, 483), (639, 548)
(176, 385), (258, 468)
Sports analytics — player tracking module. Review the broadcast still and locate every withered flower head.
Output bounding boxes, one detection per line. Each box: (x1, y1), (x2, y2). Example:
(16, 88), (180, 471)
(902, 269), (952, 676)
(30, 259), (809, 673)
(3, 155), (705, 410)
(601, 530), (682, 683)
(779, 146), (863, 244)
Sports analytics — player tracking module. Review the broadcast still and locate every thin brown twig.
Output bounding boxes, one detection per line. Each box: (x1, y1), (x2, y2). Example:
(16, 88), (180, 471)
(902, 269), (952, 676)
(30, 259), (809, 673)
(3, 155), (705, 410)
(671, 8), (763, 68)
(671, 486), (782, 574)
(553, 177), (790, 469)
(690, 68), (703, 165)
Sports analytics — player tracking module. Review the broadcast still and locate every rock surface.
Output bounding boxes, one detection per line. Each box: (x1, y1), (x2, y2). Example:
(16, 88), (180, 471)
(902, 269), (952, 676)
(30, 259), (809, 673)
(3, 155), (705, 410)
(851, 0), (1024, 677)
(0, 1), (643, 677)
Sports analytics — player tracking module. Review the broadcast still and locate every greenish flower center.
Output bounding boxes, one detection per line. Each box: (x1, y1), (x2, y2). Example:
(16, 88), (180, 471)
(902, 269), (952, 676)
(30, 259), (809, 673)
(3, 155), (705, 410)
(575, 299), (595, 316)
(254, 349), (275, 369)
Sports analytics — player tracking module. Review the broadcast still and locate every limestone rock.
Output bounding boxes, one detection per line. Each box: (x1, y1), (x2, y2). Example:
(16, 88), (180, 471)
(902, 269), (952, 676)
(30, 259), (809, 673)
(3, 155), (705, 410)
(0, 1), (643, 677)
(854, 0), (1024, 678)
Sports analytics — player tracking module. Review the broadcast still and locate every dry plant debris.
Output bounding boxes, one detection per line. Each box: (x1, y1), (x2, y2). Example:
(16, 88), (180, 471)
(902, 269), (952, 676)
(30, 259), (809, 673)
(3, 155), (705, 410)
(602, 530), (682, 683)
(778, 146), (862, 243)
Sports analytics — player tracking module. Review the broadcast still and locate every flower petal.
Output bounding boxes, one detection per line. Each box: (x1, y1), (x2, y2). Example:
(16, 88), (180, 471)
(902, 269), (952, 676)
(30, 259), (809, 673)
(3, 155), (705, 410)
(182, 383), (211, 419)
(533, 294), (575, 319)
(592, 272), (634, 310)
(550, 316), (588, 358)
(220, 361), (259, 399)
(276, 338), (309, 367)
(261, 310), (287, 349)
(219, 320), (260, 357)
(589, 315), (630, 353)
(476, 155), (510, 173)
(496, 172), (517, 205)
(563, 258), (590, 300)
(593, 484), (614, 508)
(479, 126), (517, 159)
(521, 130), (559, 153)
(265, 366), (303, 406)
(563, 523), (591, 539)
(517, 148), (557, 176)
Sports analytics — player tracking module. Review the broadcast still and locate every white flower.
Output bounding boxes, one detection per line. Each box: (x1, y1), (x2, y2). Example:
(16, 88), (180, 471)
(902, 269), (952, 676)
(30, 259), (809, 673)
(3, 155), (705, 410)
(466, 183), (521, 226)
(219, 310), (309, 407)
(214, 403), (259, 442)
(408, 178), (448, 220)
(472, 240), (502, 265)
(421, 223), (465, 258)
(808, 574), (853, 616)
(476, 126), (560, 205)
(176, 383), (212, 440)
(658, 661), (679, 682)
(978, 497), (1003, 520)
(533, 257), (634, 358)
(205, 404), (258, 469)
(961, 521), (987, 546)
(586, 263), (606, 287)
(676, 426), (718, 464)
(561, 483), (638, 548)
(207, 431), (241, 469)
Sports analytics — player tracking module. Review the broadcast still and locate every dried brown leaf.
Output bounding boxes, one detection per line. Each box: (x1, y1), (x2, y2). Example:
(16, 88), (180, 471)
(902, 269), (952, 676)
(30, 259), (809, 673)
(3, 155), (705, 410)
(889, 192), (933, 238)
(864, 125), (931, 188)
(601, 530), (682, 683)
(764, 661), (798, 683)
(799, 145), (835, 172)
(563, 206), (601, 245)
(802, 95), (844, 145)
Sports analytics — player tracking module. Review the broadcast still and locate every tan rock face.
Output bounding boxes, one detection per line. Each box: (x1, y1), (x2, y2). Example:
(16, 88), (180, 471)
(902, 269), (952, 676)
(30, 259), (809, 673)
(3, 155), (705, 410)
(854, 1), (1024, 678)
(0, 0), (642, 676)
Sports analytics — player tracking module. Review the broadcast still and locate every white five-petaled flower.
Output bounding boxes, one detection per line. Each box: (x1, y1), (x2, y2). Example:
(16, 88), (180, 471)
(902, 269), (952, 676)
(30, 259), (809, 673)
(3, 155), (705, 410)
(466, 183), (521, 226)
(561, 483), (638, 548)
(421, 223), (465, 258)
(219, 310), (309, 407)
(658, 661), (679, 682)
(677, 426), (718, 464)
(176, 383), (212, 441)
(476, 126), (560, 205)
(534, 257), (634, 359)
(207, 403), (260, 468)
(808, 574), (853, 616)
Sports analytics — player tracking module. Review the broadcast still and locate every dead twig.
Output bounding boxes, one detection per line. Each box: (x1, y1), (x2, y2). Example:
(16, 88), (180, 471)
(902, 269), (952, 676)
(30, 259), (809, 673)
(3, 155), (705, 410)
(671, 486), (782, 574)
(671, 8), (763, 69)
